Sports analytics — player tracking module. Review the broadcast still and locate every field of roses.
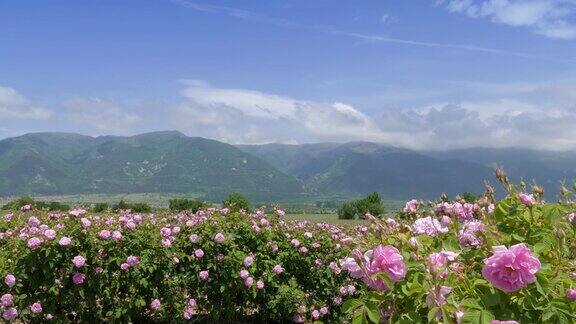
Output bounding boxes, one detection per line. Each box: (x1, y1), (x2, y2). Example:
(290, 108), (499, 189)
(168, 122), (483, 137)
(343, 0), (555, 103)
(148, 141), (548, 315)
(1, 172), (576, 323)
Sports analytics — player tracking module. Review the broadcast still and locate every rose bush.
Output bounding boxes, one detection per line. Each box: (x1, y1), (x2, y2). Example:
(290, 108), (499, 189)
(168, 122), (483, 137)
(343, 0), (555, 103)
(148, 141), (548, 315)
(0, 207), (358, 322)
(1, 172), (576, 323)
(341, 174), (576, 324)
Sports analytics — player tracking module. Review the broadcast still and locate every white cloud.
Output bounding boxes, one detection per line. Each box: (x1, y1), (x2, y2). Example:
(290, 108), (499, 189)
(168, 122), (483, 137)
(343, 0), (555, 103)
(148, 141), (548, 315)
(0, 86), (52, 120)
(171, 80), (576, 151)
(63, 97), (141, 134)
(172, 81), (391, 144)
(439, 0), (576, 39)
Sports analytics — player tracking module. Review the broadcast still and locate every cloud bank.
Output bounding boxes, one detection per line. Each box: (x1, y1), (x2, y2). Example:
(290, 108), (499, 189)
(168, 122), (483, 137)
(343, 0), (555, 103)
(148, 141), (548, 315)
(3, 81), (576, 151)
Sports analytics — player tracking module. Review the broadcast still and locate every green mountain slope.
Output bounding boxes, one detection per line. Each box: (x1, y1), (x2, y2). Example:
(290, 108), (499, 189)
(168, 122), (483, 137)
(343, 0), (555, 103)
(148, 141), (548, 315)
(239, 142), (495, 199)
(0, 132), (303, 200)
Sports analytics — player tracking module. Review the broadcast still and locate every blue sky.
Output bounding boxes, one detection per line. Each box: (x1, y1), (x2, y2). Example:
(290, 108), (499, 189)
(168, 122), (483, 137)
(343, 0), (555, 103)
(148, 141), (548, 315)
(1, 0), (576, 149)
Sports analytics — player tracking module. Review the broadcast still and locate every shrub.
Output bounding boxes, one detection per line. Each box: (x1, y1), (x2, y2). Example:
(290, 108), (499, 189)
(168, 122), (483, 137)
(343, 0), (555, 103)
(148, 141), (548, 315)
(111, 200), (151, 213)
(223, 192), (251, 213)
(168, 198), (205, 213)
(2, 197), (70, 212)
(92, 203), (109, 213)
(1, 196), (35, 210)
(0, 205), (353, 322)
(337, 192), (385, 219)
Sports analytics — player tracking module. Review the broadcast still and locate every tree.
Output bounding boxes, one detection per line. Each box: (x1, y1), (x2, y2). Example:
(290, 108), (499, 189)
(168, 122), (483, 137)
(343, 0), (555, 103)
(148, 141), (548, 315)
(169, 198), (205, 213)
(337, 192), (385, 220)
(223, 192), (251, 213)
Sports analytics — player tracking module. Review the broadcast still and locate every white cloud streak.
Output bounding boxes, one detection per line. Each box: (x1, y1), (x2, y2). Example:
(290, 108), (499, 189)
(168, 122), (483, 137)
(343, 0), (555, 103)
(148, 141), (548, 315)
(169, 0), (575, 62)
(439, 0), (576, 39)
(0, 86), (52, 120)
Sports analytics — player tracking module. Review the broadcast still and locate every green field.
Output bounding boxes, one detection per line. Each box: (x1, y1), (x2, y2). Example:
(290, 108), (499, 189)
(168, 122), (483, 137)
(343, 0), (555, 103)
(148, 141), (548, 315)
(285, 213), (366, 225)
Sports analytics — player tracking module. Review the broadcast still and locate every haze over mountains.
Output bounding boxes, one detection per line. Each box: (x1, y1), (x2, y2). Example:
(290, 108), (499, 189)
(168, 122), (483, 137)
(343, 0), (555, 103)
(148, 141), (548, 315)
(0, 131), (574, 201)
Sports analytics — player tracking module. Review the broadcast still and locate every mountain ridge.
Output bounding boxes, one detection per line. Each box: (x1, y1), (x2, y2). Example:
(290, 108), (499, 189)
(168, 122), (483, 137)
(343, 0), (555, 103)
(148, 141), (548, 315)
(1, 131), (575, 201)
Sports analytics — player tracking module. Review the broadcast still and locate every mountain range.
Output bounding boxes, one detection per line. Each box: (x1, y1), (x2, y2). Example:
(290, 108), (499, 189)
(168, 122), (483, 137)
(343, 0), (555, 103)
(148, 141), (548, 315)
(0, 131), (574, 201)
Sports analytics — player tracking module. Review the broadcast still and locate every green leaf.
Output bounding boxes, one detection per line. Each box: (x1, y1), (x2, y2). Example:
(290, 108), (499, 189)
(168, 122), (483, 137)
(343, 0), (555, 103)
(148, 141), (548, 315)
(364, 302), (380, 324)
(342, 298), (364, 313)
(352, 309), (365, 324)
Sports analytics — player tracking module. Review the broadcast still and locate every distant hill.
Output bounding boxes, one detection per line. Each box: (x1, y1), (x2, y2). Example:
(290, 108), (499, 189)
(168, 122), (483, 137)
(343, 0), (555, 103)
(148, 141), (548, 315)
(0, 132), (303, 201)
(239, 142), (495, 199)
(2, 131), (575, 201)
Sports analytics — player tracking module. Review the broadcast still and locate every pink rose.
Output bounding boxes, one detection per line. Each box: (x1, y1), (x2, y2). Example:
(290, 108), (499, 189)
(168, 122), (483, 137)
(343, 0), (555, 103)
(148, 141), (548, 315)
(482, 244), (540, 292)
(43, 229), (56, 240)
(256, 280), (265, 289)
(244, 276), (254, 287)
(243, 256), (254, 267)
(240, 270), (250, 279)
(519, 193), (534, 207)
(29, 302), (42, 314)
(150, 299), (161, 311)
(214, 233), (224, 243)
(567, 288), (576, 301)
(2, 307), (17, 321)
(126, 255), (140, 267)
(72, 273), (85, 285)
(369, 245), (407, 283)
(59, 236), (72, 246)
(199, 270), (209, 280)
(4, 274), (15, 287)
(1, 294), (13, 307)
(99, 230), (111, 239)
(72, 255), (86, 268)
(273, 264), (284, 274)
(27, 237), (43, 250)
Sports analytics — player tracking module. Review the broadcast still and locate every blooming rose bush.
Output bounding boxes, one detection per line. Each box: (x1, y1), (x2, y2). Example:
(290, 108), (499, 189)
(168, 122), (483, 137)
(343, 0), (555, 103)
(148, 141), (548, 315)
(0, 207), (360, 322)
(1, 172), (576, 323)
(340, 174), (576, 323)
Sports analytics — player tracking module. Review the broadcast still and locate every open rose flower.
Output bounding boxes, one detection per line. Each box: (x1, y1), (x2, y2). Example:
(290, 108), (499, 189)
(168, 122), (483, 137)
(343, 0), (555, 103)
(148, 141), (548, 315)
(482, 243), (540, 293)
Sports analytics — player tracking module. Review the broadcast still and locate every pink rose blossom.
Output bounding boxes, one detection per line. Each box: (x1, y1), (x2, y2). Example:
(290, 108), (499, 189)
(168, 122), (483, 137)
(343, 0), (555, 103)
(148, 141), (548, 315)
(29, 302), (42, 314)
(99, 230), (111, 239)
(2, 307), (17, 321)
(519, 193), (534, 207)
(4, 274), (15, 287)
(120, 263), (130, 271)
(72, 255), (86, 268)
(80, 217), (91, 228)
(199, 270), (209, 280)
(567, 288), (576, 301)
(194, 249), (204, 259)
(293, 313), (304, 323)
(72, 273), (85, 285)
(240, 269), (250, 279)
(403, 199), (418, 213)
(426, 286), (452, 307)
(482, 243), (540, 293)
(273, 264), (284, 274)
(111, 230), (123, 241)
(243, 256), (254, 267)
(126, 255), (140, 267)
(256, 280), (265, 289)
(214, 233), (225, 243)
(59, 236), (72, 246)
(1, 294), (13, 307)
(189, 234), (198, 243)
(43, 229), (56, 240)
(244, 276), (254, 287)
(27, 237), (43, 249)
(150, 299), (161, 311)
